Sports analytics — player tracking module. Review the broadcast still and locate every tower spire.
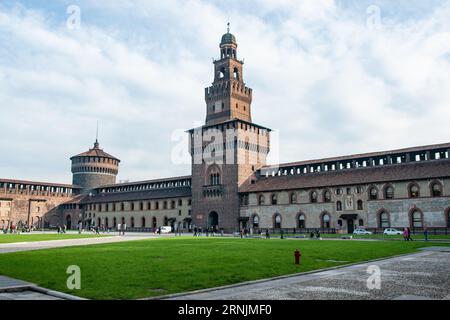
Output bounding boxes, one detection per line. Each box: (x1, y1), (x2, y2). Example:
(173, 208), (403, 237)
(227, 22), (230, 33)
(94, 121), (99, 149)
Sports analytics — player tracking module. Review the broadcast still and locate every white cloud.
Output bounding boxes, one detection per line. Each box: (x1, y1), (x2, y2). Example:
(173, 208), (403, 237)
(0, 0), (449, 184)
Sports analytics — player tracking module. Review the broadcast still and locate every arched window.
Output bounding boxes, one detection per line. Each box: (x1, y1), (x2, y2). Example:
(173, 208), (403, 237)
(207, 165), (221, 186)
(290, 193), (297, 204)
(258, 195), (265, 205)
(164, 216), (168, 226)
(310, 191), (318, 203)
(369, 186), (378, 200)
(271, 194), (277, 205)
(141, 217), (146, 228)
(336, 201), (343, 211)
(273, 214), (281, 228)
(233, 67), (240, 81)
(298, 214), (305, 228)
(113, 217), (117, 228)
(322, 213), (330, 228)
(409, 184), (420, 198)
(219, 67), (226, 79)
(252, 215), (259, 228)
(379, 211), (390, 228)
(384, 185), (394, 199)
(152, 217), (157, 228)
(130, 217), (135, 228)
(105, 217), (109, 228)
(121, 217), (125, 225)
(411, 210), (423, 228)
(431, 182), (442, 197)
(323, 190), (331, 203)
(357, 200), (363, 210)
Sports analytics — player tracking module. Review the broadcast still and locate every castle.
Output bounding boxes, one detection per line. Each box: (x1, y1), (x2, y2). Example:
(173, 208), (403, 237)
(1, 30), (450, 234)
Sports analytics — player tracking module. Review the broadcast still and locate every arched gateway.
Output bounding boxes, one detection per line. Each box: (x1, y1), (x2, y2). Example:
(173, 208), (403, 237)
(208, 211), (219, 228)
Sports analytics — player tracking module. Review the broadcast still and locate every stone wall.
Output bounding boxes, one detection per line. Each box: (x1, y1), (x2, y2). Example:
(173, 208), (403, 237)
(0, 188), (74, 228)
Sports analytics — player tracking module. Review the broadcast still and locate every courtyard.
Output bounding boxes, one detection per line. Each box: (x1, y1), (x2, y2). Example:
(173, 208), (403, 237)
(0, 235), (449, 300)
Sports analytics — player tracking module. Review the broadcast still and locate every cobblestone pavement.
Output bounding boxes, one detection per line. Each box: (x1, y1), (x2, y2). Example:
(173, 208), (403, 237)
(167, 247), (450, 300)
(0, 234), (158, 254)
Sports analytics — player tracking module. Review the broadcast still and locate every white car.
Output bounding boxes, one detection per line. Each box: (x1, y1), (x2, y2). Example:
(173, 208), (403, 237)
(160, 226), (172, 234)
(353, 228), (372, 235)
(383, 228), (403, 235)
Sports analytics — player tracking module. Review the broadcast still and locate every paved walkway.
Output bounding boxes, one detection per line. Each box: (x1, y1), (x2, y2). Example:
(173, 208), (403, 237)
(0, 235), (155, 254)
(0, 276), (85, 300)
(167, 247), (450, 300)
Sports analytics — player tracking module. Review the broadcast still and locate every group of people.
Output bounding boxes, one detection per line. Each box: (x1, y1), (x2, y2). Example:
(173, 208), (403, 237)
(56, 225), (67, 234)
(2, 222), (34, 234)
(310, 230), (321, 239)
(403, 227), (414, 241)
(193, 226), (222, 237)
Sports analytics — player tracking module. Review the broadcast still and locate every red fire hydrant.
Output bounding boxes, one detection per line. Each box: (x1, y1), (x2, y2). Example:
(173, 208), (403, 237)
(294, 249), (301, 265)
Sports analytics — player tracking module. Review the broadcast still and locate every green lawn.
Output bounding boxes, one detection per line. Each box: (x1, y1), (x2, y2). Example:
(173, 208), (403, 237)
(0, 234), (109, 244)
(0, 237), (447, 300)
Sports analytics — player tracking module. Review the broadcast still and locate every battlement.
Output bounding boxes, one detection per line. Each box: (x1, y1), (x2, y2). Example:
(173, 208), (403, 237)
(205, 81), (252, 101)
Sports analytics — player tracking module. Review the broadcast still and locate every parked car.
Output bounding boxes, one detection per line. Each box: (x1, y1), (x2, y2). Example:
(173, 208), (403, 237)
(383, 228), (403, 235)
(160, 226), (172, 234)
(353, 228), (373, 235)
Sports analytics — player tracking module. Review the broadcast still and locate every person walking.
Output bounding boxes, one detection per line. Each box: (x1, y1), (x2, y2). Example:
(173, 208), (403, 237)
(265, 229), (270, 239)
(424, 227), (428, 242)
(193, 227), (197, 237)
(403, 228), (408, 241)
(407, 227), (413, 241)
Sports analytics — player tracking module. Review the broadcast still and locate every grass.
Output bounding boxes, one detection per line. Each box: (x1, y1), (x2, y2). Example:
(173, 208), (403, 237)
(0, 234), (109, 244)
(0, 237), (448, 300)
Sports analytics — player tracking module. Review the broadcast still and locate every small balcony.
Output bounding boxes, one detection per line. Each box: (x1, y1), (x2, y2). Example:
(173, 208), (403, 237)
(203, 185), (224, 198)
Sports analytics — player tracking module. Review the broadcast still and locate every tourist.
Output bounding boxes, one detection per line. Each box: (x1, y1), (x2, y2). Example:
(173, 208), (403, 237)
(407, 227), (413, 241)
(193, 227), (197, 237)
(424, 227), (428, 242)
(403, 228), (408, 241)
(265, 229), (270, 239)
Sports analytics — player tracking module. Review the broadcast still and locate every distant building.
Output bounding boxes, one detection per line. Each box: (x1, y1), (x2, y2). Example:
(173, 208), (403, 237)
(2, 30), (449, 233)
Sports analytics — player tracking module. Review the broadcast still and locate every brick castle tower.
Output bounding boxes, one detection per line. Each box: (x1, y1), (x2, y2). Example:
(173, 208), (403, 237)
(189, 26), (271, 232)
(70, 140), (120, 194)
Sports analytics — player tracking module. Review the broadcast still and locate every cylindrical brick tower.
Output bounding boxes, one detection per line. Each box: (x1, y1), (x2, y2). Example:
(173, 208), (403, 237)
(70, 140), (120, 194)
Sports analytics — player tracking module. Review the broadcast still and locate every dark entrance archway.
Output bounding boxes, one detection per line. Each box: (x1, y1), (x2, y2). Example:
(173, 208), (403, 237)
(208, 211), (219, 228)
(340, 214), (358, 234)
(66, 215), (71, 230)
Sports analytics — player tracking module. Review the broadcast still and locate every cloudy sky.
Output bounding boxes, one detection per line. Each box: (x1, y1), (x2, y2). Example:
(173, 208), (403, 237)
(1, 0), (450, 184)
